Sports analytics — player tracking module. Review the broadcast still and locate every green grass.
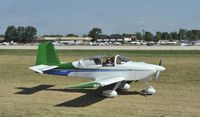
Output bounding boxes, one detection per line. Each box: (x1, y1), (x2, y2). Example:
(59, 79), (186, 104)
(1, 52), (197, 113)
(0, 49), (200, 57)
(0, 50), (200, 117)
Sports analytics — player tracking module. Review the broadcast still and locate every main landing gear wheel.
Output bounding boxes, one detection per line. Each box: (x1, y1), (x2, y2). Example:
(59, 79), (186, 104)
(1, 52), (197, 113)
(102, 82), (121, 98)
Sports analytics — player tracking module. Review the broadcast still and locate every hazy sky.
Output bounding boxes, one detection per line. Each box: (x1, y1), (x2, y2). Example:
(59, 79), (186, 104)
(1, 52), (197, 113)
(0, 0), (200, 35)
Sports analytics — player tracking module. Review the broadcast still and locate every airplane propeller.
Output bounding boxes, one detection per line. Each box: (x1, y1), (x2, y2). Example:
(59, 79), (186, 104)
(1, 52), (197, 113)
(158, 59), (162, 66)
(156, 59), (162, 81)
(156, 71), (160, 80)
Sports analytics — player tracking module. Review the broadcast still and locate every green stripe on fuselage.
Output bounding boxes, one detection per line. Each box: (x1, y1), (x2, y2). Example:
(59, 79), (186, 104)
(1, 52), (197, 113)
(58, 62), (77, 69)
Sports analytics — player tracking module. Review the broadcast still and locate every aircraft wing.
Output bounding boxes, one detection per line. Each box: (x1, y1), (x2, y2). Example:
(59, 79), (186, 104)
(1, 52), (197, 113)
(68, 76), (125, 88)
(29, 65), (58, 74)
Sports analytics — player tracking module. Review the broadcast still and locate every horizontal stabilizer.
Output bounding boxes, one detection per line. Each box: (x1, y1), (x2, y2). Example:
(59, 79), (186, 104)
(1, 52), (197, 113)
(29, 65), (58, 74)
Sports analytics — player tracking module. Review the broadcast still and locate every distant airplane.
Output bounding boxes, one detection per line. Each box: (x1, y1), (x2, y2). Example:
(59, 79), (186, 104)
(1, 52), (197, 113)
(2, 40), (17, 45)
(29, 42), (166, 97)
(181, 43), (192, 46)
(2, 42), (10, 45)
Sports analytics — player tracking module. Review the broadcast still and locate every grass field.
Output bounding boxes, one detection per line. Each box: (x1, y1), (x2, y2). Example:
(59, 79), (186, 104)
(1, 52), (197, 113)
(0, 50), (200, 117)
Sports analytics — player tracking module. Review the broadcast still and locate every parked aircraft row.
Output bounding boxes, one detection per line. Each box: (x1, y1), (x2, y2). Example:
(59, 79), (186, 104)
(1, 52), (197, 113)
(1, 40), (200, 46)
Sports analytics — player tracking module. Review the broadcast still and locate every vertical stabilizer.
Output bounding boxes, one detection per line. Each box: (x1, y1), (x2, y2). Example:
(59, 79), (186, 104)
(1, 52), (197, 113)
(36, 42), (60, 65)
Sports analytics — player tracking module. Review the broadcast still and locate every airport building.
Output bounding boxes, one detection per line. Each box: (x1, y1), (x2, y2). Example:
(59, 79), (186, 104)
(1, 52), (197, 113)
(0, 37), (4, 42)
(0, 34), (136, 44)
(37, 36), (92, 43)
(96, 34), (137, 43)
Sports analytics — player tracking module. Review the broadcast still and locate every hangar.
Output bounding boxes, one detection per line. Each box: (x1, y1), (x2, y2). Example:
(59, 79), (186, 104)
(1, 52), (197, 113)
(37, 36), (92, 43)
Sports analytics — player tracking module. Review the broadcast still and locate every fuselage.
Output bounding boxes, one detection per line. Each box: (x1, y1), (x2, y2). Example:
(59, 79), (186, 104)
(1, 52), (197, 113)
(44, 60), (166, 81)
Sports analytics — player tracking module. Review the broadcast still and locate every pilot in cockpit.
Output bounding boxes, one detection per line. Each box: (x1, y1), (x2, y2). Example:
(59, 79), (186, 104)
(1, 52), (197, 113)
(105, 57), (114, 66)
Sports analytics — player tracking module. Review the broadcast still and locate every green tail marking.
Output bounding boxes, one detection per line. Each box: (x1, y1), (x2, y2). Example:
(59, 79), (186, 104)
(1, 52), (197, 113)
(36, 42), (60, 65)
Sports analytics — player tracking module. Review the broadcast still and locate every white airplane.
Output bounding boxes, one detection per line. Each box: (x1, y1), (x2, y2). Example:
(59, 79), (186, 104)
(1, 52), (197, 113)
(2, 41), (17, 45)
(2, 42), (10, 45)
(29, 42), (166, 97)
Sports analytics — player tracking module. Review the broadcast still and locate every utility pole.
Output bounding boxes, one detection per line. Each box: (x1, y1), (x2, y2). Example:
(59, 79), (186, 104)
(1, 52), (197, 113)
(142, 29), (145, 40)
(185, 29), (187, 40)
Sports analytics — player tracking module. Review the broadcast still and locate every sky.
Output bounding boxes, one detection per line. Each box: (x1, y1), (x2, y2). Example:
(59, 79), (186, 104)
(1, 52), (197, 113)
(0, 0), (200, 35)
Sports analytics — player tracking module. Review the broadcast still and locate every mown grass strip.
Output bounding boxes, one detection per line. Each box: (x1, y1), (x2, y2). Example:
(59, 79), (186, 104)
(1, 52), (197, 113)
(0, 49), (200, 57)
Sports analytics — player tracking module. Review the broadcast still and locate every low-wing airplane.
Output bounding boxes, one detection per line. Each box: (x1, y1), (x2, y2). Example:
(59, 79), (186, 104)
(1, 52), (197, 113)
(29, 42), (166, 97)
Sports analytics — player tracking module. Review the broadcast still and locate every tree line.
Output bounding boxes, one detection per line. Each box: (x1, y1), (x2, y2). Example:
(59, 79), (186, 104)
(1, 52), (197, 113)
(136, 29), (200, 42)
(2, 25), (200, 43)
(4, 25), (37, 43)
(88, 28), (200, 42)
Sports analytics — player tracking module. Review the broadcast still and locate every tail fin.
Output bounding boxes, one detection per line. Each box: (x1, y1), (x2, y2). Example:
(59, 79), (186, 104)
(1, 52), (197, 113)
(36, 42), (60, 65)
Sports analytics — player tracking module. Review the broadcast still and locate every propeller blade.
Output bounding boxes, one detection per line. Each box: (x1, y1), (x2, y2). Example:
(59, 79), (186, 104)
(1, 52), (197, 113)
(156, 71), (160, 80)
(158, 59), (162, 66)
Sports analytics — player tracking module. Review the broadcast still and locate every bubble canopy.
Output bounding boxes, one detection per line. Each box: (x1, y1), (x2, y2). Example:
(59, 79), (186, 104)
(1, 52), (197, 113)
(82, 55), (129, 66)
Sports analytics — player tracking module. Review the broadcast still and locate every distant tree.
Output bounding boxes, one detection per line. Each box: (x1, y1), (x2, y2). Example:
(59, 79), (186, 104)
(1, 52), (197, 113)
(82, 34), (88, 37)
(171, 32), (178, 41)
(5, 25), (17, 42)
(24, 26), (37, 43)
(109, 34), (123, 39)
(136, 32), (142, 40)
(17, 26), (26, 42)
(179, 29), (187, 40)
(197, 30), (200, 40)
(0, 34), (4, 37)
(88, 28), (102, 42)
(194, 30), (200, 40)
(122, 33), (131, 37)
(161, 32), (168, 40)
(144, 31), (153, 41)
(66, 34), (79, 37)
(155, 32), (162, 42)
(167, 33), (172, 41)
(187, 30), (199, 41)
(5, 25), (37, 43)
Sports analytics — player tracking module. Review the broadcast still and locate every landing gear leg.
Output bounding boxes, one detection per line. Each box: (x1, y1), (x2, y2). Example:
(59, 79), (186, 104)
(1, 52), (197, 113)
(118, 81), (131, 91)
(102, 82), (121, 98)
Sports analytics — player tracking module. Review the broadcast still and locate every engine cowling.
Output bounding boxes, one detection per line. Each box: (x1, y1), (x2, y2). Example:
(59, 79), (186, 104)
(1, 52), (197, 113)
(102, 90), (118, 98)
(145, 86), (156, 95)
(118, 83), (130, 90)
